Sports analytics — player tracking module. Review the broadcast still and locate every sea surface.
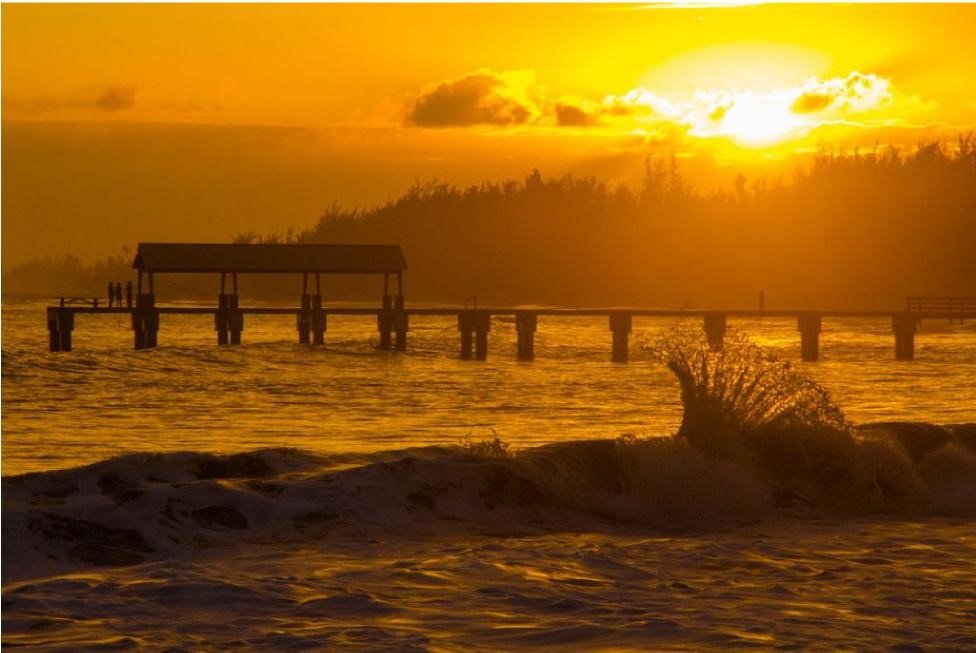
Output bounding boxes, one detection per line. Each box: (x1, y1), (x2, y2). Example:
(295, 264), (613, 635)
(3, 297), (976, 649)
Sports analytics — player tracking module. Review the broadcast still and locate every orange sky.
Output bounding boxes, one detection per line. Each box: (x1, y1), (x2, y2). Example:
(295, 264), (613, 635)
(3, 3), (976, 265)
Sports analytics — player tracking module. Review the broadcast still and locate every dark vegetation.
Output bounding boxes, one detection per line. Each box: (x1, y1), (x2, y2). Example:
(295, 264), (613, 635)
(6, 138), (975, 307)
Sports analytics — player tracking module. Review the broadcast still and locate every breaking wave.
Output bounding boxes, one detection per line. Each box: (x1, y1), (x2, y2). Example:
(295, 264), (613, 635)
(4, 330), (974, 580)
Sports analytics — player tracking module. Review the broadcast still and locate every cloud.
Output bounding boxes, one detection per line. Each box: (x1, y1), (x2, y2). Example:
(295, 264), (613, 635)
(791, 72), (890, 114)
(407, 70), (536, 127)
(554, 102), (599, 127)
(3, 84), (137, 114)
(95, 85), (137, 111)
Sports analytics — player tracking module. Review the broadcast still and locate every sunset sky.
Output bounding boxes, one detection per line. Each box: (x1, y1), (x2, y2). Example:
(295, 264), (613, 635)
(3, 3), (976, 265)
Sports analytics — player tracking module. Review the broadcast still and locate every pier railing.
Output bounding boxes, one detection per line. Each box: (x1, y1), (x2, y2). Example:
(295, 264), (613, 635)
(45, 301), (976, 362)
(907, 296), (975, 323)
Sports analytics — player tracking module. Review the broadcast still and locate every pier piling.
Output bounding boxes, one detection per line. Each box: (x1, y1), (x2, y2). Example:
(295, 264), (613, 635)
(703, 312), (727, 350)
(516, 311), (538, 361)
(132, 293), (158, 350)
(216, 294), (242, 345)
(458, 312), (474, 359)
(394, 295), (408, 351)
(893, 313), (918, 360)
(609, 313), (632, 362)
(311, 294), (326, 346)
(797, 313), (822, 362)
(378, 294), (394, 349)
(297, 294), (312, 344)
(475, 311), (491, 360)
(47, 307), (74, 352)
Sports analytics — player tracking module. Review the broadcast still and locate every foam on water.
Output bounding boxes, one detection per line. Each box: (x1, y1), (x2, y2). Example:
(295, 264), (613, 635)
(5, 420), (975, 584)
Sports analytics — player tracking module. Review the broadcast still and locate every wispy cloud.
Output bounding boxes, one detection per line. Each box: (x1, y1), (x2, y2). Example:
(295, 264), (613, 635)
(790, 72), (890, 114)
(3, 84), (137, 114)
(94, 85), (137, 111)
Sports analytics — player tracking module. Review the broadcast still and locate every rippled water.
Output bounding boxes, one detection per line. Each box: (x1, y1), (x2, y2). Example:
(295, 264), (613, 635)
(3, 297), (975, 650)
(3, 298), (975, 475)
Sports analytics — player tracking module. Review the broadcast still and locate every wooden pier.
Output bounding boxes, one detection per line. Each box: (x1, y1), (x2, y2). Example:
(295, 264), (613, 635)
(45, 244), (975, 361)
(46, 303), (976, 362)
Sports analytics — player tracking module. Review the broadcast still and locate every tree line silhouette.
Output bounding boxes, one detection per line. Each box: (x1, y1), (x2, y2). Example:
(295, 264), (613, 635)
(6, 138), (975, 308)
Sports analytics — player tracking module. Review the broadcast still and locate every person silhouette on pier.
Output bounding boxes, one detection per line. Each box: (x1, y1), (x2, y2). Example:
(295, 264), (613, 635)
(114, 282), (123, 308)
(107, 282), (115, 308)
(125, 281), (133, 308)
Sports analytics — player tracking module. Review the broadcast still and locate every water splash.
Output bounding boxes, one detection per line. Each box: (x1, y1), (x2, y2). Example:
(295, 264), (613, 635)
(648, 327), (852, 457)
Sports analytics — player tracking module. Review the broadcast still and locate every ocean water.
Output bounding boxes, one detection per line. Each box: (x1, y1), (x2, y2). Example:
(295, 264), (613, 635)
(3, 297), (976, 649)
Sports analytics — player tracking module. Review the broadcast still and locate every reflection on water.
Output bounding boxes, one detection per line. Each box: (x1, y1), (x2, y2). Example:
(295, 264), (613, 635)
(3, 299), (975, 474)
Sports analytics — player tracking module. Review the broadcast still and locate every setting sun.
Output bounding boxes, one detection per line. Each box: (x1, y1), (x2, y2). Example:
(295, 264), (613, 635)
(714, 92), (802, 145)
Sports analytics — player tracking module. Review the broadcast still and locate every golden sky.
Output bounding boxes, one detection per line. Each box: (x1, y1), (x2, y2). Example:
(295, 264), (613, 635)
(3, 3), (976, 263)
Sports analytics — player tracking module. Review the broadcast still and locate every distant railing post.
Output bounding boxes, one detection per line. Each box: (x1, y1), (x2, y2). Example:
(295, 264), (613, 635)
(797, 313), (822, 362)
(703, 312), (727, 351)
(515, 311), (538, 361)
(893, 312), (917, 360)
(609, 312), (632, 363)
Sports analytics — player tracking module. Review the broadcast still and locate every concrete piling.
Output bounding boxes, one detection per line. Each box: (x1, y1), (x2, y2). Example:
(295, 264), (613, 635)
(216, 294), (242, 345)
(394, 295), (408, 351)
(133, 293), (158, 350)
(515, 311), (538, 361)
(797, 313), (822, 362)
(47, 307), (74, 352)
(378, 294), (394, 349)
(893, 312), (917, 360)
(703, 312), (727, 351)
(609, 313), (632, 363)
(311, 294), (326, 346)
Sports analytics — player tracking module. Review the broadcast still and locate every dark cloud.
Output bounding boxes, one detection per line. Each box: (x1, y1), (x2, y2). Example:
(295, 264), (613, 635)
(554, 102), (598, 127)
(407, 72), (533, 127)
(95, 85), (137, 111)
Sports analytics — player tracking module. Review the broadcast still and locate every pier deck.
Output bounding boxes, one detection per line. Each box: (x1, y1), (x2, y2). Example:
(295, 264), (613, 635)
(45, 302), (975, 361)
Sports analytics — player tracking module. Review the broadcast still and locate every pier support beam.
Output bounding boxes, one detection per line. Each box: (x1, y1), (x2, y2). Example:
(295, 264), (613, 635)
(893, 312), (917, 360)
(297, 294), (312, 344)
(310, 294), (326, 346)
(216, 294), (242, 345)
(459, 311), (491, 360)
(47, 307), (74, 352)
(132, 293), (158, 350)
(393, 295), (408, 351)
(516, 311), (538, 361)
(610, 313), (632, 363)
(797, 313), (822, 362)
(703, 312), (727, 351)
(475, 312), (491, 360)
(458, 312), (474, 360)
(378, 295), (394, 349)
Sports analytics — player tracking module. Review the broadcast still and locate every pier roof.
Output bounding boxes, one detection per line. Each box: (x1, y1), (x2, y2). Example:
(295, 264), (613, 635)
(133, 243), (406, 274)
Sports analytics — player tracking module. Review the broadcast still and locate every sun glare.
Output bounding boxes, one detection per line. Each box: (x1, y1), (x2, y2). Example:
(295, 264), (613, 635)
(717, 93), (802, 145)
